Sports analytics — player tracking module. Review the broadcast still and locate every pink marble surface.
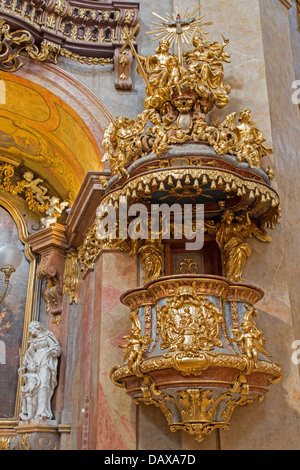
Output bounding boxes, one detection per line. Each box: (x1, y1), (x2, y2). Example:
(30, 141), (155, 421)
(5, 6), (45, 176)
(69, 251), (137, 449)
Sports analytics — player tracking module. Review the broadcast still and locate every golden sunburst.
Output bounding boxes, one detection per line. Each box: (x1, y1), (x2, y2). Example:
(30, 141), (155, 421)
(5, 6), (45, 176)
(146, 5), (213, 64)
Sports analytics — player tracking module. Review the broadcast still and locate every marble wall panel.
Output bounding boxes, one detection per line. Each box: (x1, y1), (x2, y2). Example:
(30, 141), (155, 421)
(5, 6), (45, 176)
(95, 251), (138, 450)
(68, 250), (138, 449)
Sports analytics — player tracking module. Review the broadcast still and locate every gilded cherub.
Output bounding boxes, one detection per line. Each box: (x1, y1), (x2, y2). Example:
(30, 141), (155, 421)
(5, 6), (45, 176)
(231, 305), (270, 367)
(147, 110), (171, 156)
(102, 111), (149, 179)
(23, 171), (50, 205)
(205, 210), (272, 282)
(120, 310), (152, 370)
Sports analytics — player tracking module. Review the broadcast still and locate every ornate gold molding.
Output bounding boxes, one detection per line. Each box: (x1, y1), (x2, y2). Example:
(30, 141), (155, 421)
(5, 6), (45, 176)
(0, 1), (139, 88)
(110, 275), (282, 443)
(0, 436), (12, 450)
(63, 249), (79, 304)
(0, 19), (113, 72)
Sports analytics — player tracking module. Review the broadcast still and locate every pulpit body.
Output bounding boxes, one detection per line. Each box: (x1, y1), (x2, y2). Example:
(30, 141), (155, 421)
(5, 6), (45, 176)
(77, 18), (282, 443)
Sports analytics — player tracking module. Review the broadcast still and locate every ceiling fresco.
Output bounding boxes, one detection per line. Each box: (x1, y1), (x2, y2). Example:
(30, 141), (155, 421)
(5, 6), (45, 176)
(0, 71), (106, 205)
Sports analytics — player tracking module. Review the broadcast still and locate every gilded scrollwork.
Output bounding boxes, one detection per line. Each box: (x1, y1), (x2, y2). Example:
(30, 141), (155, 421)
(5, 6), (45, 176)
(0, 18), (34, 72)
(134, 378), (264, 443)
(138, 238), (164, 282)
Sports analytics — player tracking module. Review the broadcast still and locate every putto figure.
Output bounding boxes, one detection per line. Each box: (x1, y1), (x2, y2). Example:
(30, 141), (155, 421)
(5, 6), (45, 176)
(23, 171), (50, 206)
(18, 321), (61, 421)
(205, 210), (272, 282)
(40, 196), (69, 228)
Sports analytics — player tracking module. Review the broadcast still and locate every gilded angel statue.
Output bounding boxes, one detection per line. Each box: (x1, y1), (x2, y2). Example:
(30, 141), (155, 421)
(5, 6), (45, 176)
(234, 108), (273, 167)
(209, 109), (273, 168)
(102, 110), (149, 179)
(120, 310), (152, 370)
(231, 305), (270, 367)
(205, 210), (272, 282)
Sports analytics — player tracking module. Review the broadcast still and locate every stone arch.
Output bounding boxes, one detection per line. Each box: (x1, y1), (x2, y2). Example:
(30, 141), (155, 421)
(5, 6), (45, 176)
(0, 58), (113, 205)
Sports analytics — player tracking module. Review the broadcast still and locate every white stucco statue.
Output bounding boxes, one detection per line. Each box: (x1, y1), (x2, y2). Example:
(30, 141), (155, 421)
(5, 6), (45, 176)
(18, 321), (61, 421)
(40, 196), (69, 229)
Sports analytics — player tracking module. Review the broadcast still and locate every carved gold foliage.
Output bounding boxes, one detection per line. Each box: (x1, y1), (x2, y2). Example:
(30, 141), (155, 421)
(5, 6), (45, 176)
(59, 48), (113, 66)
(178, 389), (214, 422)
(0, 436), (12, 450)
(20, 433), (31, 450)
(138, 239), (163, 282)
(179, 258), (198, 274)
(134, 376), (264, 443)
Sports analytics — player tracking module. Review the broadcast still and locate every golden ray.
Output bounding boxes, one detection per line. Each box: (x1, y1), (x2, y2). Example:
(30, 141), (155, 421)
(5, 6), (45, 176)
(144, 7), (214, 65)
(182, 7), (188, 19)
(152, 11), (169, 22)
(186, 5), (201, 18)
